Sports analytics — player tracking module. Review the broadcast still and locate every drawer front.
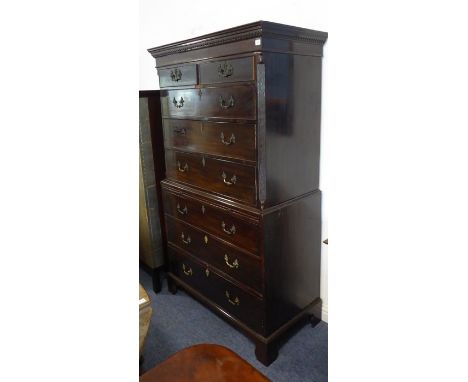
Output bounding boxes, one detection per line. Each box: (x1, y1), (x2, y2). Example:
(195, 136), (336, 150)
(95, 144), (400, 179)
(163, 119), (256, 162)
(158, 64), (197, 88)
(161, 85), (256, 120)
(199, 57), (254, 85)
(162, 188), (259, 254)
(166, 216), (262, 292)
(170, 246), (208, 292)
(165, 150), (257, 205)
(170, 247), (264, 332)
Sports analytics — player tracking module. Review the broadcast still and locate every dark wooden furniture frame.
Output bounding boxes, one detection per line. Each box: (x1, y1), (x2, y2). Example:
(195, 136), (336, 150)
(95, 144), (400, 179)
(148, 21), (327, 365)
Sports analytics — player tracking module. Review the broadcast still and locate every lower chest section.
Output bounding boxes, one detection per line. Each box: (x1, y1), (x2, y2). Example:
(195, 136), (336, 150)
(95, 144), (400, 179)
(162, 183), (265, 334)
(169, 246), (265, 334)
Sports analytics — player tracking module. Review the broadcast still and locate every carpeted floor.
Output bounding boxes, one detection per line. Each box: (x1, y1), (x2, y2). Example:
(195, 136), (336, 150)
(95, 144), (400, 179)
(140, 266), (328, 381)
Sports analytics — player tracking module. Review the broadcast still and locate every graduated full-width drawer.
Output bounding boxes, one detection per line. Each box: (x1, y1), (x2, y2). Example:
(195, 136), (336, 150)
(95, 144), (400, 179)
(161, 85), (256, 120)
(165, 150), (257, 206)
(170, 246), (264, 333)
(162, 187), (260, 254)
(166, 216), (262, 293)
(163, 119), (256, 162)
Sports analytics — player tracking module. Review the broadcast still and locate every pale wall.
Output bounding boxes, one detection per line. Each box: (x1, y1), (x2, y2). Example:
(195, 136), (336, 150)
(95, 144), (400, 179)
(139, 0), (329, 322)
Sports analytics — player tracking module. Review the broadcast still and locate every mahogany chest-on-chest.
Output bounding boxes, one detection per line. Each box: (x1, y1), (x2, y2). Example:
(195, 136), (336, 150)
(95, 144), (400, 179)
(148, 21), (327, 366)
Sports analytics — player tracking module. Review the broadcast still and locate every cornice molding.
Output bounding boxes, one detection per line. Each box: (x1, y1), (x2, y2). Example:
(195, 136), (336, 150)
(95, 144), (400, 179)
(148, 21), (327, 59)
(148, 29), (263, 58)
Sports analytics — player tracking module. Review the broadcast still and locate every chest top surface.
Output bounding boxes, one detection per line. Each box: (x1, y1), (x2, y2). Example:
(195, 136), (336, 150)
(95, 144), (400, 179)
(148, 21), (328, 67)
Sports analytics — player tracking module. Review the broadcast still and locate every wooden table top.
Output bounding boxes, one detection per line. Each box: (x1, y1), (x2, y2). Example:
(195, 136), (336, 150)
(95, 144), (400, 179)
(140, 344), (270, 382)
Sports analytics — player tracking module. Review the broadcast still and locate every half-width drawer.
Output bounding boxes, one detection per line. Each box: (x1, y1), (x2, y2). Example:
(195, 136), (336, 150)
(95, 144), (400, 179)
(162, 188), (260, 254)
(199, 56), (255, 85)
(158, 64), (197, 88)
(170, 247), (264, 333)
(166, 216), (262, 292)
(161, 85), (256, 120)
(165, 150), (257, 206)
(163, 119), (256, 162)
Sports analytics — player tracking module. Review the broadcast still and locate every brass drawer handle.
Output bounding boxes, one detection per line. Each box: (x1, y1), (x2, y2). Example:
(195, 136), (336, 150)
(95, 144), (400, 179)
(177, 161), (189, 172)
(218, 62), (233, 78)
(174, 127), (186, 135)
(221, 221), (236, 235)
(224, 254), (239, 269)
(225, 291), (240, 306)
(176, 203), (188, 215)
(222, 171), (236, 186)
(220, 132), (235, 146)
(170, 68), (182, 82)
(182, 263), (192, 276)
(181, 232), (191, 245)
(219, 95), (234, 109)
(173, 97), (185, 108)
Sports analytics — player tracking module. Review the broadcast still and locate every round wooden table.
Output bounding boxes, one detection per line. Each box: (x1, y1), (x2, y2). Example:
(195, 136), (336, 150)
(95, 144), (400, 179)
(140, 344), (270, 382)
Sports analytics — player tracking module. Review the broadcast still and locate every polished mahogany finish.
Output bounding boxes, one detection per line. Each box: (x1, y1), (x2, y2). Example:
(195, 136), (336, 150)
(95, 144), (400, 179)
(163, 119), (256, 163)
(262, 191), (322, 334)
(261, 52), (323, 204)
(149, 21), (327, 366)
(166, 215), (263, 293)
(199, 56), (255, 85)
(161, 85), (257, 120)
(170, 247), (264, 333)
(158, 64), (197, 88)
(165, 150), (257, 205)
(162, 187), (260, 254)
(139, 344), (270, 382)
(148, 21), (325, 67)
